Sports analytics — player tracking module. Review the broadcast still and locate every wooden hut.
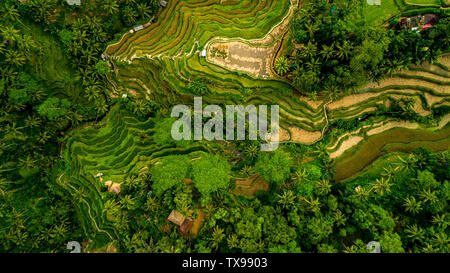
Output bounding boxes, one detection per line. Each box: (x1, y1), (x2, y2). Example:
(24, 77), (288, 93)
(423, 14), (438, 25)
(167, 210), (194, 234)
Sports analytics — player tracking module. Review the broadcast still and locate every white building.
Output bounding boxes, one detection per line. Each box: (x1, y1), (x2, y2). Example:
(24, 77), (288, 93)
(66, 0), (81, 6)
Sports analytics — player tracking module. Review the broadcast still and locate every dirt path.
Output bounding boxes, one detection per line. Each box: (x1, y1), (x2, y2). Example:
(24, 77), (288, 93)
(190, 210), (206, 237)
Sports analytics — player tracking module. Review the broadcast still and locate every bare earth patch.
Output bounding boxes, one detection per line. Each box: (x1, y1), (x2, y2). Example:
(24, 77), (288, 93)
(330, 136), (364, 159)
(367, 121), (419, 136)
(234, 175), (269, 197)
(278, 126), (322, 144)
(190, 210), (206, 237)
(206, 0), (299, 78)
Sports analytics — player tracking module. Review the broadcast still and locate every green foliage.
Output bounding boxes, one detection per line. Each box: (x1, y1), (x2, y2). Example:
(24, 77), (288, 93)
(153, 118), (191, 147)
(379, 232), (405, 253)
(191, 153), (231, 200)
(37, 97), (71, 121)
(289, 0), (449, 94)
(187, 80), (209, 95)
(0, 0), (448, 254)
(275, 56), (290, 76)
(256, 150), (293, 186)
(95, 60), (110, 75)
(151, 155), (190, 196)
(153, 118), (178, 146)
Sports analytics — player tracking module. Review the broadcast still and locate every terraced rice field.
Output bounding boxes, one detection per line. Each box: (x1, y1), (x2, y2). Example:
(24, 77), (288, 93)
(61, 106), (210, 242)
(106, 0), (450, 144)
(63, 0), (449, 243)
(334, 126), (450, 181)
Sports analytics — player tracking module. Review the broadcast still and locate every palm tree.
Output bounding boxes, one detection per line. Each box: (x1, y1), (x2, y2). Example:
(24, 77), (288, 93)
(244, 145), (258, 160)
(313, 142), (329, 158)
(333, 210), (346, 227)
(102, 0), (119, 16)
(5, 122), (24, 138)
(96, 101), (109, 115)
(336, 40), (353, 60)
(277, 190), (296, 209)
(1, 26), (20, 44)
(303, 197), (321, 213)
(343, 244), (359, 253)
(72, 189), (88, 204)
(227, 234), (239, 249)
(30, 0), (52, 24)
(124, 0), (137, 5)
(239, 165), (254, 177)
(292, 168), (307, 183)
(211, 226), (225, 250)
(134, 100), (148, 115)
(301, 41), (317, 59)
(431, 214), (447, 229)
(123, 6), (138, 25)
(304, 23), (319, 39)
(0, 178), (10, 197)
(398, 154), (418, 172)
(306, 57), (321, 72)
(431, 232), (449, 249)
(24, 115), (41, 128)
(5, 50), (26, 67)
(19, 155), (37, 169)
(373, 177), (392, 196)
(38, 131), (51, 144)
(2, 3), (20, 22)
(404, 224), (425, 243)
(421, 243), (436, 253)
(419, 189), (438, 204)
(301, 3), (316, 21)
(275, 56), (290, 76)
(403, 196), (422, 214)
(136, 3), (152, 19)
(354, 185), (370, 202)
(69, 111), (83, 126)
(315, 179), (331, 195)
(381, 165), (396, 178)
(85, 85), (100, 102)
(320, 44), (335, 60)
(0, 43), (5, 55)
(120, 195), (135, 210)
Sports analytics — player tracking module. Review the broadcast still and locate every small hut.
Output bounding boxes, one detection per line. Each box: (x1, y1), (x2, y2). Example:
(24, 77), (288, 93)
(93, 172), (103, 178)
(423, 14), (438, 25)
(104, 181), (121, 195)
(167, 210), (194, 234)
(160, 0), (168, 8)
(133, 24), (145, 32)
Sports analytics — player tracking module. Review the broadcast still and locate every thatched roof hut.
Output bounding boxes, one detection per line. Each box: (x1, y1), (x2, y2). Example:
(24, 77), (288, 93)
(167, 210), (193, 234)
(168, 210), (186, 226)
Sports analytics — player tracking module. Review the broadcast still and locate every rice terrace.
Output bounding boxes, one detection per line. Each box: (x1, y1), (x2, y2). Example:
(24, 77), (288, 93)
(0, 0), (449, 258)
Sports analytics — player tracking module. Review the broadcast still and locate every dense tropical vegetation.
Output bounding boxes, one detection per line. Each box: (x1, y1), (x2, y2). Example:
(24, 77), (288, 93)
(0, 0), (448, 254)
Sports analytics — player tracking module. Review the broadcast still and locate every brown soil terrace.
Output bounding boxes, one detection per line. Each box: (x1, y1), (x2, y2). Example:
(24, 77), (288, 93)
(205, 0), (300, 78)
